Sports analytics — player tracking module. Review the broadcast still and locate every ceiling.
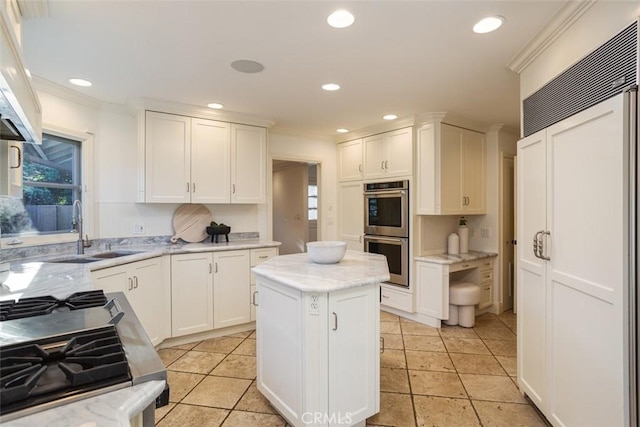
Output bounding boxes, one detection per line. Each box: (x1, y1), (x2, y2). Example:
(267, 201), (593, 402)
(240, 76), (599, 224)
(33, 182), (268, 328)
(21, 1), (569, 137)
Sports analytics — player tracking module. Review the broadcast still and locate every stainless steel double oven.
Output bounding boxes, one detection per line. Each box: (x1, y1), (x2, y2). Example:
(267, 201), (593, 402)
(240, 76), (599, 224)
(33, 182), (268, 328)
(363, 180), (409, 288)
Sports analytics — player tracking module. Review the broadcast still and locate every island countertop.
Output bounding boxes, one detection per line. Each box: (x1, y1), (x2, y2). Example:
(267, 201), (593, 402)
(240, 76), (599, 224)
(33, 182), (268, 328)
(252, 250), (390, 293)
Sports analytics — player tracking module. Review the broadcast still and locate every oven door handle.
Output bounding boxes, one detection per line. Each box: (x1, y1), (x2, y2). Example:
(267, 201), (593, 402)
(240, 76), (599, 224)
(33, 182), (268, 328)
(365, 190), (406, 197)
(365, 236), (406, 244)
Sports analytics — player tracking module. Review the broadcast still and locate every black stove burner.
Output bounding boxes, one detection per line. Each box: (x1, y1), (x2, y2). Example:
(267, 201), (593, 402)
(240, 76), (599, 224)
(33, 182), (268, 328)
(0, 326), (131, 416)
(0, 291), (108, 321)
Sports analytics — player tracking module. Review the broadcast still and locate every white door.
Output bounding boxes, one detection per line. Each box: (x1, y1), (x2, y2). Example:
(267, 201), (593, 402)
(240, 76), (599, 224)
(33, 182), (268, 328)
(516, 129), (548, 410)
(337, 181), (364, 251)
(440, 124), (464, 214)
(231, 124), (266, 203)
(463, 130), (486, 214)
(129, 258), (163, 346)
(337, 139), (363, 181)
(92, 264), (129, 294)
(363, 133), (386, 180)
(145, 111), (191, 203)
(545, 95), (624, 427)
(385, 128), (412, 177)
(501, 156), (515, 311)
(328, 286), (379, 425)
(213, 250), (251, 328)
(171, 253), (214, 336)
(191, 118), (230, 203)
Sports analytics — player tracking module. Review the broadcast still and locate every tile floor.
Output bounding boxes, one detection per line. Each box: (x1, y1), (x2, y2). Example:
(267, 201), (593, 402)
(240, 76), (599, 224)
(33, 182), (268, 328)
(155, 310), (549, 426)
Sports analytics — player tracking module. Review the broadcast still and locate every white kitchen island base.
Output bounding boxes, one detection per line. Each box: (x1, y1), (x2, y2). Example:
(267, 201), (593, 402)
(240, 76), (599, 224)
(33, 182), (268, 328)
(252, 251), (389, 427)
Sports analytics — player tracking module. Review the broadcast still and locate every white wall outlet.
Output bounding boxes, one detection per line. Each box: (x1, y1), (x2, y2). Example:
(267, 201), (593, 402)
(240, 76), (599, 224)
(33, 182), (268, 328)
(470, 227), (475, 238)
(480, 228), (490, 238)
(133, 224), (145, 235)
(309, 294), (320, 315)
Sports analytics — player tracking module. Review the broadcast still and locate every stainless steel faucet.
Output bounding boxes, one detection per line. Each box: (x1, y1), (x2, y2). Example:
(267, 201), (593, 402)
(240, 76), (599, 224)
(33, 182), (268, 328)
(72, 199), (90, 254)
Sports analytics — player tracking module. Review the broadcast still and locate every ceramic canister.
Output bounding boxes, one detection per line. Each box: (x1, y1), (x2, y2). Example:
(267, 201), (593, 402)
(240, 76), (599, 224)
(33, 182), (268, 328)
(448, 233), (459, 254)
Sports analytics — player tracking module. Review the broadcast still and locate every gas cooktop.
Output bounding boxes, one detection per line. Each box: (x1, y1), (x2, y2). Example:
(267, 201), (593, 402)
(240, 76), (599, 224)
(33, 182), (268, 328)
(0, 291), (108, 321)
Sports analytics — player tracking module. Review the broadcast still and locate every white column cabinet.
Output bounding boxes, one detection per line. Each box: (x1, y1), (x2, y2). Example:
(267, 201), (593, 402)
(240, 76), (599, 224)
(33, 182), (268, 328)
(256, 278), (379, 427)
(337, 181), (364, 251)
(213, 250), (250, 329)
(250, 247), (278, 321)
(363, 128), (412, 180)
(143, 111), (266, 204)
(517, 95), (625, 427)
(170, 252), (214, 337)
(416, 122), (486, 215)
(92, 257), (166, 346)
(337, 139), (363, 182)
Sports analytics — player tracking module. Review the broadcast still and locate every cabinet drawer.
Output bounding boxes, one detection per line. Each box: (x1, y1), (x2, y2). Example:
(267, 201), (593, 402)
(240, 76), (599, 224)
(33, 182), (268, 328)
(479, 285), (492, 308)
(449, 259), (481, 273)
(251, 247), (278, 266)
(381, 287), (413, 312)
(480, 270), (493, 283)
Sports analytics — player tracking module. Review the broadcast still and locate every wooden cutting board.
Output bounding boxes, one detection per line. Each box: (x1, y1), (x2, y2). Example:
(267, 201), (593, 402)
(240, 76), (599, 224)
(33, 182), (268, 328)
(170, 204), (213, 243)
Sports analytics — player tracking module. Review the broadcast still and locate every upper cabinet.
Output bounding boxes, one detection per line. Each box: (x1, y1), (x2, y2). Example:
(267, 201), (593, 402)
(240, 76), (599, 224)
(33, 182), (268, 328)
(337, 138), (363, 182)
(142, 111), (266, 204)
(363, 127), (412, 180)
(417, 122), (486, 215)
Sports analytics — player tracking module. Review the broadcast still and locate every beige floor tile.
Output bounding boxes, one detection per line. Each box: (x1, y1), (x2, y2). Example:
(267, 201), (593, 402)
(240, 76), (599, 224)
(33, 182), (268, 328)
(381, 349), (407, 369)
(483, 339), (517, 357)
(249, 330), (256, 338)
(381, 367), (410, 393)
(381, 310), (400, 322)
(367, 392), (416, 427)
(156, 403), (228, 427)
(381, 321), (402, 334)
(442, 337), (490, 355)
(227, 330), (253, 338)
(169, 351), (225, 374)
(222, 410), (286, 426)
(235, 382), (277, 414)
(169, 341), (201, 351)
(405, 350), (454, 372)
(473, 401), (548, 426)
(438, 325), (479, 339)
(210, 354), (257, 379)
(382, 333), (405, 350)
(495, 356), (517, 376)
(154, 402), (175, 424)
(166, 371), (205, 402)
(157, 348), (187, 366)
(403, 335), (446, 352)
(473, 314), (504, 328)
(449, 353), (506, 376)
(473, 326), (517, 341)
(413, 395), (480, 427)
(409, 370), (467, 398)
(497, 310), (516, 330)
(232, 338), (256, 356)
(400, 320), (440, 336)
(183, 375), (252, 408)
(459, 374), (527, 403)
(193, 336), (244, 354)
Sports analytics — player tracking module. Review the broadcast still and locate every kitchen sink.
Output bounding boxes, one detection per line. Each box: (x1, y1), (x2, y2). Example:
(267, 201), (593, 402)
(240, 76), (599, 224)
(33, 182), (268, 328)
(49, 257), (102, 264)
(91, 250), (143, 259)
(48, 250), (144, 264)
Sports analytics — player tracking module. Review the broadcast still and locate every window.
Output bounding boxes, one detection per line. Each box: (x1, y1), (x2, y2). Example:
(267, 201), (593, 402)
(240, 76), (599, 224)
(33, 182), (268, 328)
(0, 134), (82, 236)
(308, 184), (318, 220)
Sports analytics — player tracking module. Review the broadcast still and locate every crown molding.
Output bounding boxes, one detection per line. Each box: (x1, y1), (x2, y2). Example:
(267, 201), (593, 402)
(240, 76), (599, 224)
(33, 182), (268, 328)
(17, 0), (49, 19)
(507, 0), (596, 74)
(269, 126), (334, 142)
(334, 115), (418, 143)
(488, 123), (519, 135)
(33, 76), (102, 110)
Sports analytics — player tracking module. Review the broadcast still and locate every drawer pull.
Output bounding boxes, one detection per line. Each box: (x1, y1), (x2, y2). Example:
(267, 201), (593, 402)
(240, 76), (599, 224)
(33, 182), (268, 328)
(332, 312), (338, 330)
(259, 255), (269, 259)
(462, 263), (470, 268)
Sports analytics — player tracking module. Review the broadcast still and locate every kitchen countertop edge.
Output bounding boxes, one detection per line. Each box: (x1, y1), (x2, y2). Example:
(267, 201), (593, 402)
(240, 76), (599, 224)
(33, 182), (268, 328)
(415, 250), (498, 265)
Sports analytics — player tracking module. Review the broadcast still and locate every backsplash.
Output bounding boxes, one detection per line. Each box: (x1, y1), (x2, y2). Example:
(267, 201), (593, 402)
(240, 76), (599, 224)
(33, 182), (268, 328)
(1, 232), (260, 262)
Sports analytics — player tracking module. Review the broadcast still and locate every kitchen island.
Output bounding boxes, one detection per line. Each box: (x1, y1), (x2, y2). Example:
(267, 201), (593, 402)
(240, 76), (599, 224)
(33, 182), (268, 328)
(252, 250), (390, 427)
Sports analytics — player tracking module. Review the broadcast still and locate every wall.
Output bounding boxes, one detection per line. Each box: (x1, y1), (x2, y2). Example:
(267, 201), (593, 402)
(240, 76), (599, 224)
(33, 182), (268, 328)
(268, 130), (337, 241)
(273, 162), (307, 254)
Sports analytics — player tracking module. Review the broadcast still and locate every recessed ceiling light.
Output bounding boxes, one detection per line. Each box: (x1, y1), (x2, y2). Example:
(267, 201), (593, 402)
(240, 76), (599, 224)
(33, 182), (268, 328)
(327, 10), (355, 29)
(383, 114), (398, 120)
(207, 103), (224, 109)
(231, 59), (264, 73)
(69, 78), (92, 87)
(473, 16), (505, 34)
(322, 83), (340, 91)
(336, 128), (349, 133)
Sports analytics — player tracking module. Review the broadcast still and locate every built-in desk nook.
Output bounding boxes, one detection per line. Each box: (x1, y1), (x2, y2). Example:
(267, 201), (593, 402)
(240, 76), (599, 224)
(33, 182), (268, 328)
(414, 251), (497, 327)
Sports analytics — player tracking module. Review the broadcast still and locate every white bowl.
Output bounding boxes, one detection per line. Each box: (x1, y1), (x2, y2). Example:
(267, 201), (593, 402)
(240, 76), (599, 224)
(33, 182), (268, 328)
(306, 241), (347, 264)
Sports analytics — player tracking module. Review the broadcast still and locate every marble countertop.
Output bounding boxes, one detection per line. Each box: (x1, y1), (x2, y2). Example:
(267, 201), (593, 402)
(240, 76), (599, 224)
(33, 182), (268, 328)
(252, 250), (390, 292)
(415, 250), (497, 265)
(0, 239), (280, 301)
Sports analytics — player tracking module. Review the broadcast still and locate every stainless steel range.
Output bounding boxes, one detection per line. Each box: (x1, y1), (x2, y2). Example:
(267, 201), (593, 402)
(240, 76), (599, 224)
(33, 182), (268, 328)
(0, 290), (168, 424)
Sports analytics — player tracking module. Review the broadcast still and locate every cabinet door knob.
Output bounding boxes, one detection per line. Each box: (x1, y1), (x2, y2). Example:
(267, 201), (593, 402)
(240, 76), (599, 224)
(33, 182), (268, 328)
(10, 145), (21, 169)
(252, 291), (259, 306)
(186, 182), (190, 193)
(232, 184), (236, 194)
(332, 312), (338, 330)
(384, 160), (389, 170)
(192, 183), (196, 193)
(134, 276), (139, 289)
(128, 277), (133, 291)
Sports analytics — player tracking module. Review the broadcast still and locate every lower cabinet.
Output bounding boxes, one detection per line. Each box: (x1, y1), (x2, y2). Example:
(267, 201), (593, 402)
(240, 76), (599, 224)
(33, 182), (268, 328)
(256, 278), (379, 426)
(250, 247), (279, 321)
(92, 257), (166, 346)
(171, 252), (214, 337)
(213, 250), (250, 329)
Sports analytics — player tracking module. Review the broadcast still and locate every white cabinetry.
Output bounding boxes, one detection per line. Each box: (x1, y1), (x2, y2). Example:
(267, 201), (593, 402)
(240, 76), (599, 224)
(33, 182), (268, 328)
(170, 252), (214, 337)
(213, 250), (250, 329)
(417, 123), (485, 215)
(143, 111), (266, 204)
(256, 278), (379, 426)
(363, 128), (412, 179)
(250, 247), (278, 321)
(517, 95), (624, 426)
(92, 257), (167, 346)
(0, 141), (22, 197)
(337, 181), (364, 251)
(337, 139), (363, 182)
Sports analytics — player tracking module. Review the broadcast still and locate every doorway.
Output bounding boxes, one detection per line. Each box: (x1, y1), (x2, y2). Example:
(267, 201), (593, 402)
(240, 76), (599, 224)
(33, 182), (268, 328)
(500, 155), (515, 311)
(272, 160), (319, 255)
